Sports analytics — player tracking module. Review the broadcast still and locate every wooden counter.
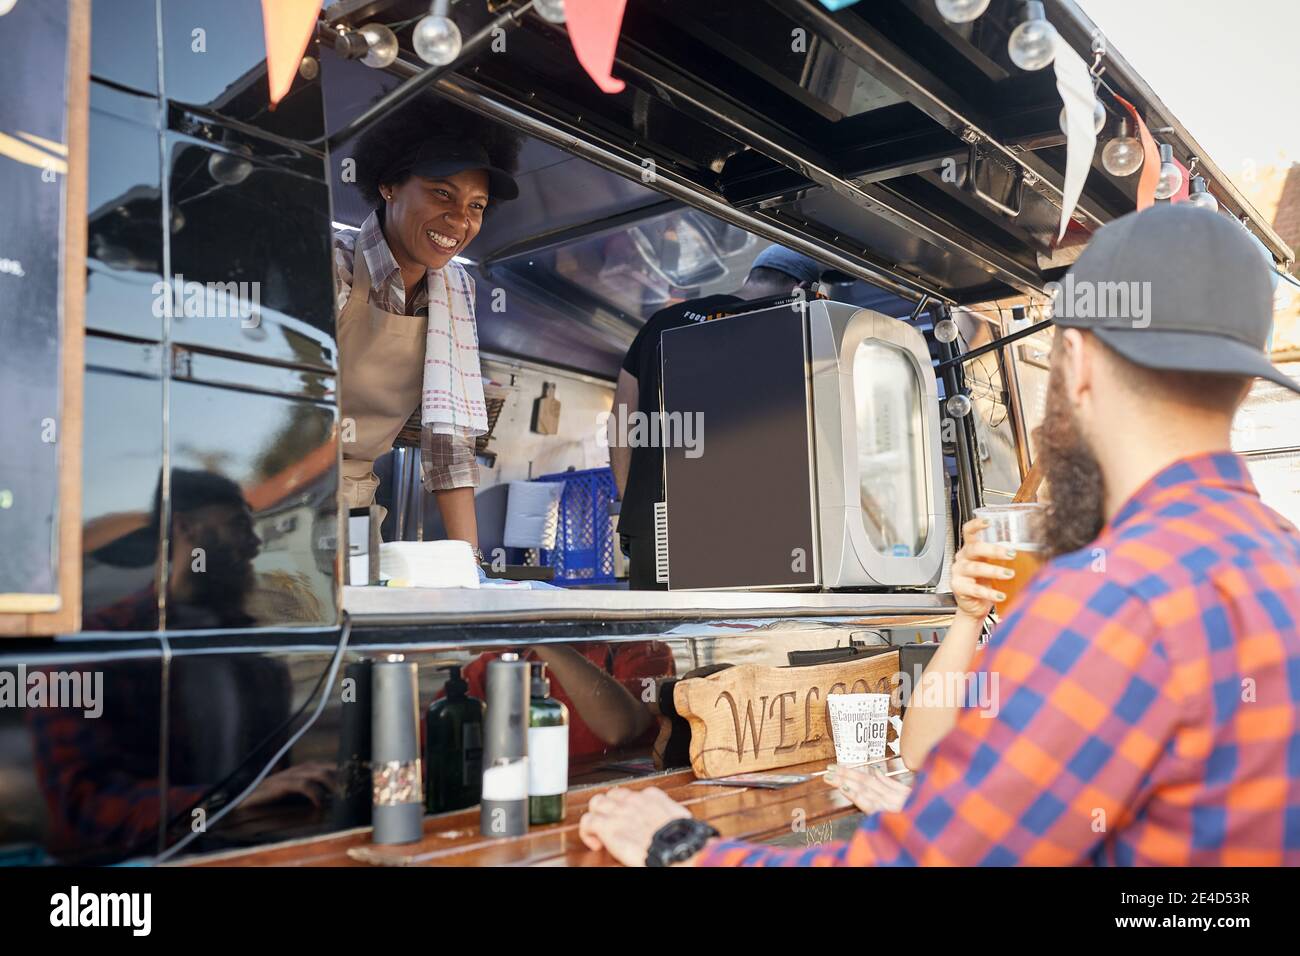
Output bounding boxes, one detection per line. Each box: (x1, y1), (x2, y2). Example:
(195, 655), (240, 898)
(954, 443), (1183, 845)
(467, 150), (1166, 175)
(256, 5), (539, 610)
(184, 759), (862, 867)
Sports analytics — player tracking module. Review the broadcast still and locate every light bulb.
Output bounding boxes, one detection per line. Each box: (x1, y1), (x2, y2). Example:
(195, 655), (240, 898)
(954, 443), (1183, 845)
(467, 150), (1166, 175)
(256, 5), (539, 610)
(933, 318), (959, 343)
(946, 394), (973, 419)
(935, 0), (991, 23)
(358, 23), (398, 69)
(1154, 143), (1183, 200)
(1101, 119), (1144, 177)
(1186, 176), (1218, 212)
(1008, 1), (1058, 71)
(413, 14), (462, 65)
(208, 151), (253, 186)
(536, 0), (567, 23)
(1059, 97), (1105, 136)
(0, 0), (17, 15)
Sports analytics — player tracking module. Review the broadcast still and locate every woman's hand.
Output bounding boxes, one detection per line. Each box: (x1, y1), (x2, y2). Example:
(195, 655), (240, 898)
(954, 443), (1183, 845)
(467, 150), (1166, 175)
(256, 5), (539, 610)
(825, 764), (912, 814)
(951, 518), (1018, 621)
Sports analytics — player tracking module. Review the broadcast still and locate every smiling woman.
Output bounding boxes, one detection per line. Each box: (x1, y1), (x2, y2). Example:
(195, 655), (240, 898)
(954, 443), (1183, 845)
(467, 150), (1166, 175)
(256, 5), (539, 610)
(333, 99), (521, 556)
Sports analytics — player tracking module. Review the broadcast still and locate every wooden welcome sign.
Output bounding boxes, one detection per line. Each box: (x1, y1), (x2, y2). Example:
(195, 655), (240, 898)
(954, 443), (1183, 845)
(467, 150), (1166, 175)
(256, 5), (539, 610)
(673, 651), (901, 778)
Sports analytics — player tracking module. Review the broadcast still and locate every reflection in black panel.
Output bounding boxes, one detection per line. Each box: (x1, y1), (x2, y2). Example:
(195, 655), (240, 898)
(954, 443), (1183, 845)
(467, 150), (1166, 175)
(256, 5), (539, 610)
(160, 646), (319, 854)
(167, 379), (338, 629)
(87, 83), (163, 341)
(90, 0), (159, 96)
(1, 650), (165, 864)
(81, 340), (164, 632)
(160, 0), (324, 143)
(165, 137), (336, 370)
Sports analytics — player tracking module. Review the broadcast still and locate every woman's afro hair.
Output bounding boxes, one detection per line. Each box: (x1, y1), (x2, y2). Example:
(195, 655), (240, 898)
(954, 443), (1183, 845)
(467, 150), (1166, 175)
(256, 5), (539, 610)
(351, 97), (523, 206)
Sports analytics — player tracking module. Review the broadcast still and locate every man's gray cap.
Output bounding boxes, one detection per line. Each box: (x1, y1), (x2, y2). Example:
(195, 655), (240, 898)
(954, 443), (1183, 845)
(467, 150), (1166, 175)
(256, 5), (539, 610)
(1051, 204), (1298, 394)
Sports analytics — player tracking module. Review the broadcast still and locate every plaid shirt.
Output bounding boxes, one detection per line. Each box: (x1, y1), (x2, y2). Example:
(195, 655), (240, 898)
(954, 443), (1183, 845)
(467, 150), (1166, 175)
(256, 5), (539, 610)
(333, 210), (433, 316)
(701, 452), (1300, 866)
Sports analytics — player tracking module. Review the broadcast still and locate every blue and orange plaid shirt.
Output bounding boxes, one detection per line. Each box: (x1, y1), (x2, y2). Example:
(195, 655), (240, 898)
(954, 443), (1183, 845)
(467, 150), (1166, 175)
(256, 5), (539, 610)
(700, 452), (1300, 866)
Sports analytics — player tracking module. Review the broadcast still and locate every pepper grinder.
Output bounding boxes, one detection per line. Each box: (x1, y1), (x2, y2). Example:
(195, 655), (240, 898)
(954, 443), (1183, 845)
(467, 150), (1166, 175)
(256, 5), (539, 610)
(371, 654), (423, 844)
(480, 652), (531, 837)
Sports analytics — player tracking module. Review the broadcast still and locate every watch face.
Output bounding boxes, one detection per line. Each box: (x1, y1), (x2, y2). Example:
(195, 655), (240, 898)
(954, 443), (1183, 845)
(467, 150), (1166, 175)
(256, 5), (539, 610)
(660, 819), (697, 843)
(648, 818), (714, 866)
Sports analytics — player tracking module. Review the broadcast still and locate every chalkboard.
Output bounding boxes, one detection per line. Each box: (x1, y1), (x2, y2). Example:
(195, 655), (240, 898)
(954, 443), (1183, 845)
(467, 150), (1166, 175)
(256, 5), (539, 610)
(0, 0), (87, 634)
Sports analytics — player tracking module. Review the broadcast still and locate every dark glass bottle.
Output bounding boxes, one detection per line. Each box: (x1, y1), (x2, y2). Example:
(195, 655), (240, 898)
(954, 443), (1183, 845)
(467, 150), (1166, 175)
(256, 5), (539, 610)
(528, 662), (570, 825)
(425, 666), (484, 813)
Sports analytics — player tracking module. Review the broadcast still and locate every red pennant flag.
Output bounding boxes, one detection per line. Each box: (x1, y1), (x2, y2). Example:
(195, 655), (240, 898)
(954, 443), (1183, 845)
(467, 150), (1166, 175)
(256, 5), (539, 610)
(1113, 93), (1159, 211)
(262, 0), (324, 109)
(565, 0), (627, 94)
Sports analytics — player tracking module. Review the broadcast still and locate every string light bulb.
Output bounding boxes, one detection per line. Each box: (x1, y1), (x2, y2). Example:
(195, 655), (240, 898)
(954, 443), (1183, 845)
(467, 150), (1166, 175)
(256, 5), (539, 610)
(1186, 176), (1218, 212)
(1101, 117), (1144, 177)
(1060, 96), (1106, 136)
(946, 393), (973, 419)
(413, 0), (462, 66)
(935, 0), (991, 23)
(1008, 1), (1058, 71)
(933, 318), (959, 343)
(536, 0), (567, 23)
(1154, 143), (1183, 201)
(357, 23), (398, 69)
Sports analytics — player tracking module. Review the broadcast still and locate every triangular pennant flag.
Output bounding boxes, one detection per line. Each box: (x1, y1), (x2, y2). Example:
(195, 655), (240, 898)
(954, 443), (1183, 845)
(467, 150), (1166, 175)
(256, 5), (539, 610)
(1052, 34), (1097, 241)
(262, 0), (324, 109)
(565, 0), (628, 94)
(1113, 93), (1159, 210)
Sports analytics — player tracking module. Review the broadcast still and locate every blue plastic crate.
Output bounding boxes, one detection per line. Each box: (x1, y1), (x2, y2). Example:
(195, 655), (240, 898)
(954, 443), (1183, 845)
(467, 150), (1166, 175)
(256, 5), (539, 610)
(532, 467), (617, 585)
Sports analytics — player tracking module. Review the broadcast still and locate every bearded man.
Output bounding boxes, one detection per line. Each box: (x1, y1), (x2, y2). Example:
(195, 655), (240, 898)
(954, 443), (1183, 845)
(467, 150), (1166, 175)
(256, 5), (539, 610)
(577, 204), (1300, 867)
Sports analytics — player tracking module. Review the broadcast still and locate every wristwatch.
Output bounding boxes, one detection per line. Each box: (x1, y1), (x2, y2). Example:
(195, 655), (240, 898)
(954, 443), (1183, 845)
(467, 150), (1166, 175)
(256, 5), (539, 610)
(645, 817), (719, 867)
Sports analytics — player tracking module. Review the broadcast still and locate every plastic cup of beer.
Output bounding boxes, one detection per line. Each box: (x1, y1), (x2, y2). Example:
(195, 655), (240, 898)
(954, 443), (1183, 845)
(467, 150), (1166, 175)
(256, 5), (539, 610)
(972, 504), (1045, 615)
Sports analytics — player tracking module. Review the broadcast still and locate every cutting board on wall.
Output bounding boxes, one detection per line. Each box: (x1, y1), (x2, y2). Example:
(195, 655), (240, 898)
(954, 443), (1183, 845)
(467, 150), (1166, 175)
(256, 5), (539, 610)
(530, 382), (561, 435)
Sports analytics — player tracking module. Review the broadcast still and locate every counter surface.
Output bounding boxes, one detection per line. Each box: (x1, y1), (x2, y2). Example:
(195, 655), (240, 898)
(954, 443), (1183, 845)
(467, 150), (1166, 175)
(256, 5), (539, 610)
(344, 584), (956, 625)
(184, 759), (862, 867)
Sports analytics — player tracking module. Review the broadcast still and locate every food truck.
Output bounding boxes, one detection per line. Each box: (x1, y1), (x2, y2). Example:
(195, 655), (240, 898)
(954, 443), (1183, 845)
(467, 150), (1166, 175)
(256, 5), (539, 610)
(0, 0), (1295, 867)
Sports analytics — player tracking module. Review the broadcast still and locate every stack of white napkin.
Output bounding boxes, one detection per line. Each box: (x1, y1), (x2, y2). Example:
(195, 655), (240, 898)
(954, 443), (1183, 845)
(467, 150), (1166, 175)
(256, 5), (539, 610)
(378, 540), (480, 589)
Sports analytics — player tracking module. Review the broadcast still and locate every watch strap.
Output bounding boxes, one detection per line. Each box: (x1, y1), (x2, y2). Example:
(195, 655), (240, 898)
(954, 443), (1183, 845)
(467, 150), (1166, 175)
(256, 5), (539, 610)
(645, 818), (720, 867)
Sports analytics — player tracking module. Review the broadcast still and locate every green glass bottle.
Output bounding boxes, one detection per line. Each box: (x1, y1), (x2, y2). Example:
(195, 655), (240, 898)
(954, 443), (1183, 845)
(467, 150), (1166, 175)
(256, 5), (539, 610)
(425, 666), (484, 813)
(528, 662), (569, 825)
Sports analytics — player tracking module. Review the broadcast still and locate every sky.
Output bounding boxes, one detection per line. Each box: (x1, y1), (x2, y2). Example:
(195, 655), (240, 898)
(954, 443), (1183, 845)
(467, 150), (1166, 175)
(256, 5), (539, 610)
(1078, 0), (1300, 187)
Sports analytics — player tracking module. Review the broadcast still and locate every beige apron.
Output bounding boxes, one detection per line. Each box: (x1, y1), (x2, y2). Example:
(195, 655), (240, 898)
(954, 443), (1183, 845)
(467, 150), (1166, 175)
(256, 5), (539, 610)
(338, 253), (426, 509)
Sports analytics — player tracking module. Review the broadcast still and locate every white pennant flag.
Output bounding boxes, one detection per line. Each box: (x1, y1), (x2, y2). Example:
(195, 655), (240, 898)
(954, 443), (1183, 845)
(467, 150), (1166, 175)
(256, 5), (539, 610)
(1053, 33), (1097, 240)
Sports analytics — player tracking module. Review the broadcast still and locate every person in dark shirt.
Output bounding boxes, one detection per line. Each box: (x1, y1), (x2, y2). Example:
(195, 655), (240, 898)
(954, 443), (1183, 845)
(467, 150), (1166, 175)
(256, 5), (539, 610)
(609, 246), (826, 588)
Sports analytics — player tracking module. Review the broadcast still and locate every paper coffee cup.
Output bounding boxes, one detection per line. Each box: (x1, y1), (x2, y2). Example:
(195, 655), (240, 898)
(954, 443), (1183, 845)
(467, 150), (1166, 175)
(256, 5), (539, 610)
(826, 693), (891, 767)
